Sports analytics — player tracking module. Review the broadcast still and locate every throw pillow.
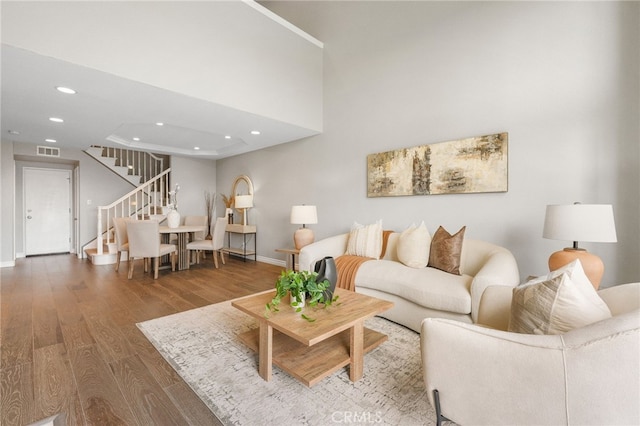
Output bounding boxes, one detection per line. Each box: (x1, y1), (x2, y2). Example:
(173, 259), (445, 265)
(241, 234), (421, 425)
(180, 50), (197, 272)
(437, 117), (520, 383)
(508, 260), (612, 335)
(427, 226), (466, 275)
(397, 222), (430, 268)
(345, 220), (383, 259)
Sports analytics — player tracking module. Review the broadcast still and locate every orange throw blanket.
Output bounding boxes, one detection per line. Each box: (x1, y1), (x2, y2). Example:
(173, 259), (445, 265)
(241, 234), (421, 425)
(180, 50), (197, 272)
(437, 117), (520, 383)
(334, 230), (393, 292)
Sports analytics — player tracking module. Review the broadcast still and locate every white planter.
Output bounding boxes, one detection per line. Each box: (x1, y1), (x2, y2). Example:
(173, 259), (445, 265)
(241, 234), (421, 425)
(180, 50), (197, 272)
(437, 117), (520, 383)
(167, 209), (181, 228)
(291, 292), (305, 310)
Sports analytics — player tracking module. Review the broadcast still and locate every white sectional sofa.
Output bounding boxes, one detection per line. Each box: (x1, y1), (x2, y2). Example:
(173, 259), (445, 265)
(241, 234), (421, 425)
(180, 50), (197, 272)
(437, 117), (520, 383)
(299, 231), (520, 332)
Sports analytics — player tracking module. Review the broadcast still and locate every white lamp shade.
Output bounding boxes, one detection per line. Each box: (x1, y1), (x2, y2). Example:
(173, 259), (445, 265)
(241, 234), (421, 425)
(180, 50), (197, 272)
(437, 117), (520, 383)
(290, 205), (317, 225)
(543, 204), (617, 243)
(234, 194), (253, 209)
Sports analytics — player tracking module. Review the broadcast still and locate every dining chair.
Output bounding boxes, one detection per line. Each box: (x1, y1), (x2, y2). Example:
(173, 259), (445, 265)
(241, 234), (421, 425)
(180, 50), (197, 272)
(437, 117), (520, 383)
(126, 220), (177, 279)
(186, 217), (227, 268)
(113, 216), (130, 272)
(184, 215), (208, 241)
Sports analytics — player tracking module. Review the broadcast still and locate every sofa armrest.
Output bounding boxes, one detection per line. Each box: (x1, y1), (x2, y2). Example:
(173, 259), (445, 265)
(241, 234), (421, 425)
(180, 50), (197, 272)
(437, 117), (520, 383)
(298, 233), (349, 272)
(477, 285), (513, 330)
(598, 282), (640, 315)
(469, 249), (520, 323)
(420, 318), (567, 425)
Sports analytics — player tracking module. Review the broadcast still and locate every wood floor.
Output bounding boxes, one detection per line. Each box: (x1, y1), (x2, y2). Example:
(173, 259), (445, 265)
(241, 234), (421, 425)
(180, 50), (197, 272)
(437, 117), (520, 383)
(0, 253), (283, 425)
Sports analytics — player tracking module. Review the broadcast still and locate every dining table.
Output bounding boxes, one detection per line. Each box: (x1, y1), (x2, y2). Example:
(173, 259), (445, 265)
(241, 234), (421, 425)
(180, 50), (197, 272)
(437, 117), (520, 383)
(159, 225), (207, 270)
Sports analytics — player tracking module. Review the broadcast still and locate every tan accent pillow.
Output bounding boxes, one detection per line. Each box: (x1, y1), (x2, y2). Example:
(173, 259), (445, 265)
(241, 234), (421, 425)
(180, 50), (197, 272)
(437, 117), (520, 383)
(397, 222), (430, 268)
(345, 220), (383, 259)
(508, 260), (612, 335)
(427, 226), (465, 275)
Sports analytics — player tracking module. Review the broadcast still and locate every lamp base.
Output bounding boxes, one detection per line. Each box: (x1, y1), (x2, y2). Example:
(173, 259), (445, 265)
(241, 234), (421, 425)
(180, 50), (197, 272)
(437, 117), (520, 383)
(548, 248), (604, 289)
(294, 228), (315, 250)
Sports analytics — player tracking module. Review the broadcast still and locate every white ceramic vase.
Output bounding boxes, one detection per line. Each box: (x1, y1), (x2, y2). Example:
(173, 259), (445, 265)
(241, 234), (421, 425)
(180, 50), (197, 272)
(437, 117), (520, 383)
(291, 292), (305, 310)
(167, 209), (181, 228)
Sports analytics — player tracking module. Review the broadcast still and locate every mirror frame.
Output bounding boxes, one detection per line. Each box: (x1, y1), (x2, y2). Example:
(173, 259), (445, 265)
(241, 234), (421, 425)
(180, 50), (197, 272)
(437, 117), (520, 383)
(231, 175), (254, 197)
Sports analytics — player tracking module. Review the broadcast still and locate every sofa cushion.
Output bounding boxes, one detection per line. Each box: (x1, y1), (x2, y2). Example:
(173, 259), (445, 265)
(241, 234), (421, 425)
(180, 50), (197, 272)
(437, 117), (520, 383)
(346, 220), (383, 259)
(355, 260), (473, 314)
(428, 226), (466, 275)
(509, 260), (612, 335)
(397, 222), (430, 269)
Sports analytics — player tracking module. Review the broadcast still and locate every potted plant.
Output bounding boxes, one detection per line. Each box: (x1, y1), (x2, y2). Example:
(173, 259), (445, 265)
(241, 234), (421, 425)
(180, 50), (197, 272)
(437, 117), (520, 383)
(265, 269), (337, 322)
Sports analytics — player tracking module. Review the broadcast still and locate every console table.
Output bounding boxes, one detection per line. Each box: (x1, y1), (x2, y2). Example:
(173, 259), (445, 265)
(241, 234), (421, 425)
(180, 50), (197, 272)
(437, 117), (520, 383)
(224, 224), (257, 262)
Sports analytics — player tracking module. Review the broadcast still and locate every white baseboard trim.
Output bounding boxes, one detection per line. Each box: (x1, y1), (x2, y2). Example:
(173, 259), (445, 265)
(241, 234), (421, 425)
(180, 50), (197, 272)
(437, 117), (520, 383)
(256, 255), (285, 268)
(0, 260), (16, 268)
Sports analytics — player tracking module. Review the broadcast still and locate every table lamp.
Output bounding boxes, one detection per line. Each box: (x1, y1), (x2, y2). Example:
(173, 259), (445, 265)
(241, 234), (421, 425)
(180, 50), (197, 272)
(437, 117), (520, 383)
(234, 195), (253, 226)
(543, 203), (617, 289)
(291, 205), (318, 250)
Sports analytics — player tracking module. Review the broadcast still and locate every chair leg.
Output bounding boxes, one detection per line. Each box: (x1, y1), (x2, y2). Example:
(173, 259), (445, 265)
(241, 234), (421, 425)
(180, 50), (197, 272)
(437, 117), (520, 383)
(220, 249), (225, 265)
(115, 251), (121, 271)
(154, 257), (159, 279)
(127, 258), (134, 279)
(171, 252), (176, 272)
(213, 251), (219, 269)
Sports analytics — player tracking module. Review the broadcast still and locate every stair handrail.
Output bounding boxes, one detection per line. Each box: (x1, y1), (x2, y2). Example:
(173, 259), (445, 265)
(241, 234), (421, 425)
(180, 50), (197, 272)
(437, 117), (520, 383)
(90, 145), (167, 183)
(95, 168), (172, 255)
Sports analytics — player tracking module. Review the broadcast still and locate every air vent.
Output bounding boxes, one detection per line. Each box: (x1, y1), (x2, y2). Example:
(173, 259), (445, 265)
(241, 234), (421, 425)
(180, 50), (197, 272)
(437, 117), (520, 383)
(37, 146), (60, 157)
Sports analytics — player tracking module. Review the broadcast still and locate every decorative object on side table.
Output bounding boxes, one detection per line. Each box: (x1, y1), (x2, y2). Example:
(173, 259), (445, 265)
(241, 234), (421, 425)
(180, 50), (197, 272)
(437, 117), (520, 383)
(291, 205), (318, 250)
(222, 194), (234, 224)
(204, 190), (216, 239)
(266, 270), (337, 322)
(167, 183), (181, 228)
(543, 202), (617, 289)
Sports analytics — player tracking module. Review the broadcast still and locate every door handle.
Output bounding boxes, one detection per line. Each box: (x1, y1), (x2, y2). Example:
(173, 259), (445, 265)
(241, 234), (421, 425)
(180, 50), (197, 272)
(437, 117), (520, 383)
(27, 215), (33, 219)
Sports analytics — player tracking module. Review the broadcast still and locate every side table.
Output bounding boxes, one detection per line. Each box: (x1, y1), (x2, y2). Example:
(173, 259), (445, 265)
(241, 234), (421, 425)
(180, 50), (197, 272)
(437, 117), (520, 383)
(225, 224), (257, 262)
(275, 248), (300, 271)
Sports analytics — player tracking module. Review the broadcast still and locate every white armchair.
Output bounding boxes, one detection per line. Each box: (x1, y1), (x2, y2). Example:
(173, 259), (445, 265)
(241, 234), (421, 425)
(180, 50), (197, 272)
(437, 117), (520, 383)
(420, 282), (640, 425)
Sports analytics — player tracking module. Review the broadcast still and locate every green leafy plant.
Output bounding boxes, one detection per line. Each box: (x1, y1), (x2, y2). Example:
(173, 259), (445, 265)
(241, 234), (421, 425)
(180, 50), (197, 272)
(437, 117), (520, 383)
(265, 269), (338, 322)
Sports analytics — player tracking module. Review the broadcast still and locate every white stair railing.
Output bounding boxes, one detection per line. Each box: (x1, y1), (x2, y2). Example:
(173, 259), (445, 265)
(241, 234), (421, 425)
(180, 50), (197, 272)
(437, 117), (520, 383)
(95, 168), (172, 255)
(90, 145), (166, 183)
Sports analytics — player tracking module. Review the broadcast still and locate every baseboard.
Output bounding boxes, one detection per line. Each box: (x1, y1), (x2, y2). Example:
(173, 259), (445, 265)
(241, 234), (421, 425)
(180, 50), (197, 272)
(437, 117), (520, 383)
(0, 260), (16, 268)
(256, 255), (286, 268)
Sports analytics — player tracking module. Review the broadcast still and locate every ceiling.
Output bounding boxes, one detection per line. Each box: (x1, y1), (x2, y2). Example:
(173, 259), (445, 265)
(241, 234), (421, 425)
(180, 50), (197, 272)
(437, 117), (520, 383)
(1, 44), (320, 160)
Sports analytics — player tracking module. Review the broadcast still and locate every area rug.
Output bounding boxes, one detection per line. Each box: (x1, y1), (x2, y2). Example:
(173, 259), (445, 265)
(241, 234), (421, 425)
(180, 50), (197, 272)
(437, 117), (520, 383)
(137, 297), (440, 425)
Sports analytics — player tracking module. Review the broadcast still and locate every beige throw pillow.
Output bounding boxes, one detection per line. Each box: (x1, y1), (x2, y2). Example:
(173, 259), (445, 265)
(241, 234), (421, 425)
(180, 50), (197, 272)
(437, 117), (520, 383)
(397, 222), (430, 268)
(427, 226), (466, 275)
(508, 260), (612, 335)
(345, 220), (383, 259)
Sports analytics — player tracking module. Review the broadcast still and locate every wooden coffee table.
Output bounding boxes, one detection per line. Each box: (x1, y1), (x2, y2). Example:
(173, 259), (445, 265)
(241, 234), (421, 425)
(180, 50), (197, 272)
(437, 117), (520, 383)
(232, 288), (393, 387)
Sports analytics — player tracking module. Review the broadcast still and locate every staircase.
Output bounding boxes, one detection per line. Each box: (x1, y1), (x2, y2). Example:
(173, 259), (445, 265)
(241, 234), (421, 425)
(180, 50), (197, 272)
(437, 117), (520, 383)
(85, 145), (166, 187)
(83, 146), (173, 265)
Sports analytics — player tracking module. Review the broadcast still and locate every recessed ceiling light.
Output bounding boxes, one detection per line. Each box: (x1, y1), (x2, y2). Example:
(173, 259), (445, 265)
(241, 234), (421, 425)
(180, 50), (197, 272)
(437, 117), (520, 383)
(156, 122), (164, 126)
(8, 130), (19, 135)
(128, 165), (134, 169)
(45, 138), (57, 143)
(251, 130), (261, 135)
(194, 146), (200, 150)
(56, 86), (76, 94)
(133, 137), (140, 141)
(49, 117), (64, 123)
(225, 135), (231, 139)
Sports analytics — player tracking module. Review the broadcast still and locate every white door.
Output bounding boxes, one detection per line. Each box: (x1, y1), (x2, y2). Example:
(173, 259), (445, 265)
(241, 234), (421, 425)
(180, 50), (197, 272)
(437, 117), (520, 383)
(24, 168), (72, 255)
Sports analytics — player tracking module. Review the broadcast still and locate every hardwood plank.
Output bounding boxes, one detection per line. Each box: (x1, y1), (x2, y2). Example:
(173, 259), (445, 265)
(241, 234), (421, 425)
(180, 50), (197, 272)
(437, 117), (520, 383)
(0, 363), (35, 426)
(33, 306), (64, 350)
(33, 343), (85, 425)
(69, 345), (138, 425)
(165, 382), (223, 426)
(109, 354), (185, 425)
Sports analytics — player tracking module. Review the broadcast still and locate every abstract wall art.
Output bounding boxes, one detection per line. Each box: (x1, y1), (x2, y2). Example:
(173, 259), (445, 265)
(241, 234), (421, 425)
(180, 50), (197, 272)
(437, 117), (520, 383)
(367, 132), (508, 197)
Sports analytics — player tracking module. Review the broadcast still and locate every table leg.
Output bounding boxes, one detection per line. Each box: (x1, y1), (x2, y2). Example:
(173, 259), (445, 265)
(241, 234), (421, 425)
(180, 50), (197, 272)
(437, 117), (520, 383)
(349, 320), (364, 381)
(177, 232), (189, 270)
(259, 320), (273, 381)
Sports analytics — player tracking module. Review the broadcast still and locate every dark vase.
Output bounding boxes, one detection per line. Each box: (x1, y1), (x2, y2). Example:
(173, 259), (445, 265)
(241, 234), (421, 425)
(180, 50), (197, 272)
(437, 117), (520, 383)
(314, 256), (337, 300)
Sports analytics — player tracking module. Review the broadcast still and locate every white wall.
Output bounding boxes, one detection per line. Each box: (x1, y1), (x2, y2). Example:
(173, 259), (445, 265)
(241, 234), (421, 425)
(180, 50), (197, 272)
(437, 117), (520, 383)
(218, 1), (640, 286)
(0, 140), (16, 267)
(170, 156), (217, 233)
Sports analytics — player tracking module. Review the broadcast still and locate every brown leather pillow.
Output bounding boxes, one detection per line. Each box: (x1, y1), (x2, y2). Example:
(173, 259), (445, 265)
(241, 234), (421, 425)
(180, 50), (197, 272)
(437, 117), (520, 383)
(427, 226), (466, 275)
